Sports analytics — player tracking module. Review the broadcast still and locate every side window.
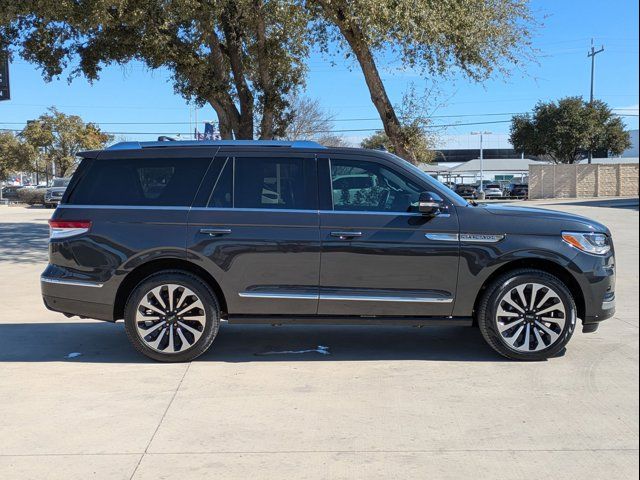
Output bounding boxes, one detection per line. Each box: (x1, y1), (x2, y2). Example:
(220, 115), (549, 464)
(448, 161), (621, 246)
(67, 158), (209, 206)
(330, 159), (423, 213)
(234, 157), (315, 210)
(207, 157), (233, 208)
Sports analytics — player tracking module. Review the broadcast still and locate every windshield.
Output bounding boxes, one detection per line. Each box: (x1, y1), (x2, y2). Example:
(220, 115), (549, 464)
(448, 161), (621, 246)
(52, 178), (71, 188)
(394, 155), (469, 206)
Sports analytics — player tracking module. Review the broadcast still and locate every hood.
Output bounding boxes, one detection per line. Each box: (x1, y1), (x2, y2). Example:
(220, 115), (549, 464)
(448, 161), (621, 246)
(479, 203), (610, 235)
(47, 187), (67, 193)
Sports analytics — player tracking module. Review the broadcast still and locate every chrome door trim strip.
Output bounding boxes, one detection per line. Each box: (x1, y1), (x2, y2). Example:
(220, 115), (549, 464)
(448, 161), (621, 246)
(41, 276), (104, 288)
(425, 233), (459, 242)
(238, 292), (319, 300)
(238, 291), (454, 303)
(319, 294), (453, 303)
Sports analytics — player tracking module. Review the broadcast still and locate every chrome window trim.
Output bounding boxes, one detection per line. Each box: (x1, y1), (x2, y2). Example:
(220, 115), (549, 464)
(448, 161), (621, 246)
(191, 207), (319, 214)
(57, 204), (191, 210)
(238, 291), (453, 303)
(41, 276), (104, 288)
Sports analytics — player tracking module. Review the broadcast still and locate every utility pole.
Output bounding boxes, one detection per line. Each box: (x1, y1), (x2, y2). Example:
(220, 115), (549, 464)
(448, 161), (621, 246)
(471, 131), (492, 194)
(587, 38), (604, 164)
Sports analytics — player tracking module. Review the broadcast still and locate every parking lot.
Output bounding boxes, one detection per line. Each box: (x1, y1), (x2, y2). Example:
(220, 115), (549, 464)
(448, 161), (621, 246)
(0, 199), (638, 479)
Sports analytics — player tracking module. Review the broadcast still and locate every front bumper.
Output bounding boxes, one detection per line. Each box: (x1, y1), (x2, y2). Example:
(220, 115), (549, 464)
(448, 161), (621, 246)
(572, 249), (616, 332)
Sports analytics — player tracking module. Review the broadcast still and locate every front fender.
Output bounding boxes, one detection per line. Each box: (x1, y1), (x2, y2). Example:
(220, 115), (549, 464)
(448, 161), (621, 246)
(452, 233), (581, 317)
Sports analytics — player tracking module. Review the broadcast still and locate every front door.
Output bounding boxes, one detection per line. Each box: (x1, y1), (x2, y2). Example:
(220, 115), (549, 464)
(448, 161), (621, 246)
(318, 156), (460, 317)
(187, 151), (320, 315)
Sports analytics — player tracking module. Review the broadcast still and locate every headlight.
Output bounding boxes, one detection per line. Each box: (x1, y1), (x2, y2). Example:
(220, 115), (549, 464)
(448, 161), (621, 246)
(562, 232), (611, 255)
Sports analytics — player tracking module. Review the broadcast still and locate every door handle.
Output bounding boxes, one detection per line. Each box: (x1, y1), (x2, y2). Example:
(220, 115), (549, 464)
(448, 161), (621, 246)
(199, 228), (232, 236)
(330, 231), (363, 239)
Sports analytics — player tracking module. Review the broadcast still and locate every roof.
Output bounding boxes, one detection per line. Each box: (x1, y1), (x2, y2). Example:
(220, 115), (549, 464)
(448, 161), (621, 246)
(105, 140), (327, 150)
(448, 157), (550, 173)
(417, 162), (451, 173)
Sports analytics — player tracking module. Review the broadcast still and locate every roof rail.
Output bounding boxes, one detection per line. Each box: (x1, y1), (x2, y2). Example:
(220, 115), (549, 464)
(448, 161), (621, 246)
(106, 140), (326, 150)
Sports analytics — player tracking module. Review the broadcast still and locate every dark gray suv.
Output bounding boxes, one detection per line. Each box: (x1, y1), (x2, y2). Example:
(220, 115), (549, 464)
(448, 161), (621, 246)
(41, 140), (616, 362)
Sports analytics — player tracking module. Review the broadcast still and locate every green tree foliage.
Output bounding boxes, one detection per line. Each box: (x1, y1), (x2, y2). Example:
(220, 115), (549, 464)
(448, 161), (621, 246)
(361, 86), (437, 164)
(510, 97), (632, 164)
(0, 0), (309, 140)
(0, 108), (111, 179)
(2, 1), (535, 150)
(311, 0), (535, 162)
(0, 131), (35, 180)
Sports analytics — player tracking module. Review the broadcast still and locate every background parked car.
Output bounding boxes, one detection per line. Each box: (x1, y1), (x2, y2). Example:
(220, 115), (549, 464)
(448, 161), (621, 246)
(1, 185), (23, 201)
(482, 184), (504, 199)
(453, 184), (478, 199)
(505, 183), (529, 198)
(45, 178), (71, 208)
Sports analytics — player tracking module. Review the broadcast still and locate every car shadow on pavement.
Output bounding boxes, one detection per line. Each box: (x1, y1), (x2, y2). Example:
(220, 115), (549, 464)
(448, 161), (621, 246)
(0, 322), (509, 363)
(0, 222), (50, 264)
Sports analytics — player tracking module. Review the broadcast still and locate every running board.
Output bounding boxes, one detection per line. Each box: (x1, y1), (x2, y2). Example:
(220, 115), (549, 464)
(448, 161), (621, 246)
(226, 315), (473, 327)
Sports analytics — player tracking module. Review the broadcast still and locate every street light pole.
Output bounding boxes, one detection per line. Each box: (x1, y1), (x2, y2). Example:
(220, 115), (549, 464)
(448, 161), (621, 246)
(587, 39), (604, 164)
(471, 131), (492, 193)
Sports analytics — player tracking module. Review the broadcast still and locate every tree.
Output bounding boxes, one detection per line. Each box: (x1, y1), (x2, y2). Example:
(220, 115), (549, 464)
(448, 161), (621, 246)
(280, 94), (349, 146)
(510, 97), (631, 164)
(0, 132), (35, 181)
(0, 1), (309, 139)
(311, 0), (535, 163)
(22, 108), (112, 177)
(0, 109), (111, 180)
(361, 86), (437, 163)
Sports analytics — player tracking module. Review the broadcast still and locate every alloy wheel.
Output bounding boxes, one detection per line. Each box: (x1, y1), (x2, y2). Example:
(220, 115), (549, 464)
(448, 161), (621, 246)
(135, 284), (206, 353)
(495, 282), (567, 353)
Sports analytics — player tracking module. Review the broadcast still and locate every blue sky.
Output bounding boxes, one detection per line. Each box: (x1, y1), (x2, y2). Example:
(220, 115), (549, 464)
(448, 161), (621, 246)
(1, 0), (638, 150)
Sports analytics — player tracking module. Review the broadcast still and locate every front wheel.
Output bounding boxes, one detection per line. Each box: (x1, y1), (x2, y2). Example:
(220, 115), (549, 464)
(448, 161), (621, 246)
(477, 269), (577, 360)
(124, 271), (220, 362)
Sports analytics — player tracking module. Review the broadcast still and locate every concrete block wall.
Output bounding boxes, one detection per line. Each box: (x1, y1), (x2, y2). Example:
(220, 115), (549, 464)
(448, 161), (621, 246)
(529, 163), (639, 199)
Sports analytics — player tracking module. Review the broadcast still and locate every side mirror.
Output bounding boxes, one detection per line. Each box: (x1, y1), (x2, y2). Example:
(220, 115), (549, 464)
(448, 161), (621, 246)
(418, 192), (444, 216)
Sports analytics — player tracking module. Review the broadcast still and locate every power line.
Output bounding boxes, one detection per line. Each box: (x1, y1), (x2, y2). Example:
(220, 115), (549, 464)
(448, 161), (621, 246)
(0, 111), (636, 128)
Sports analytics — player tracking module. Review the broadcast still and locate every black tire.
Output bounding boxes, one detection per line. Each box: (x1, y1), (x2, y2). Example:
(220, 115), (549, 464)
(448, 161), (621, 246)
(124, 271), (220, 362)
(477, 268), (577, 361)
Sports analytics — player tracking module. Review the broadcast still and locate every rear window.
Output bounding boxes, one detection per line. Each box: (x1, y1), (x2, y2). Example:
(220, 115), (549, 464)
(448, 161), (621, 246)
(66, 158), (210, 206)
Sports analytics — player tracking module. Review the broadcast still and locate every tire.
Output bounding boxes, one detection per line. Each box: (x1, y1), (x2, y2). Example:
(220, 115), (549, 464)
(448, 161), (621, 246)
(124, 271), (220, 362)
(477, 268), (577, 361)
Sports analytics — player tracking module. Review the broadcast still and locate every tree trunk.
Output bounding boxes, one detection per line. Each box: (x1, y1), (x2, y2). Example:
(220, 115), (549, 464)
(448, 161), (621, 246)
(204, 30), (244, 139)
(319, 2), (413, 162)
(222, 5), (254, 139)
(254, 0), (275, 139)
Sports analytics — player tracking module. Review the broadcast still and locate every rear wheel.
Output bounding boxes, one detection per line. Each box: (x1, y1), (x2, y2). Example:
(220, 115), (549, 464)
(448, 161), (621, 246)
(124, 271), (220, 362)
(477, 269), (577, 360)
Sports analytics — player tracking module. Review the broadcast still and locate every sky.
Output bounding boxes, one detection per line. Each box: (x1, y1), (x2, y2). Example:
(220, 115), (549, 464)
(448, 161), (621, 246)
(1, 0), (638, 151)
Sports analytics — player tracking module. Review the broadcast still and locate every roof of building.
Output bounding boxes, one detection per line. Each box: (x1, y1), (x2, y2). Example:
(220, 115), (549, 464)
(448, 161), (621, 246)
(448, 157), (550, 173)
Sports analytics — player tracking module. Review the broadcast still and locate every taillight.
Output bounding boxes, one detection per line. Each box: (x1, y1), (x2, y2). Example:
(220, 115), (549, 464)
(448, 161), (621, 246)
(48, 220), (92, 240)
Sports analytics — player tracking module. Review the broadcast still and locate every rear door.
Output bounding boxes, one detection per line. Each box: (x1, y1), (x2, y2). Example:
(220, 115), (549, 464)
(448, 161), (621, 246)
(55, 147), (214, 299)
(186, 150), (321, 315)
(317, 155), (460, 317)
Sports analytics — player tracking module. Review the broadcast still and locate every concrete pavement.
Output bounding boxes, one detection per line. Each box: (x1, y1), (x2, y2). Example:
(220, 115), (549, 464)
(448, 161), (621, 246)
(0, 200), (638, 479)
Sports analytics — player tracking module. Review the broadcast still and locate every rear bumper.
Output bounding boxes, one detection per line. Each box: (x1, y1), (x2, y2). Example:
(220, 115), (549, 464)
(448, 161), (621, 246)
(42, 294), (114, 321)
(41, 272), (115, 321)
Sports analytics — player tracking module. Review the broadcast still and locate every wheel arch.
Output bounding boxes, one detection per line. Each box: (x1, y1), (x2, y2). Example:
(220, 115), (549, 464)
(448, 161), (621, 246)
(472, 258), (586, 323)
(113, 258), (228, 320)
